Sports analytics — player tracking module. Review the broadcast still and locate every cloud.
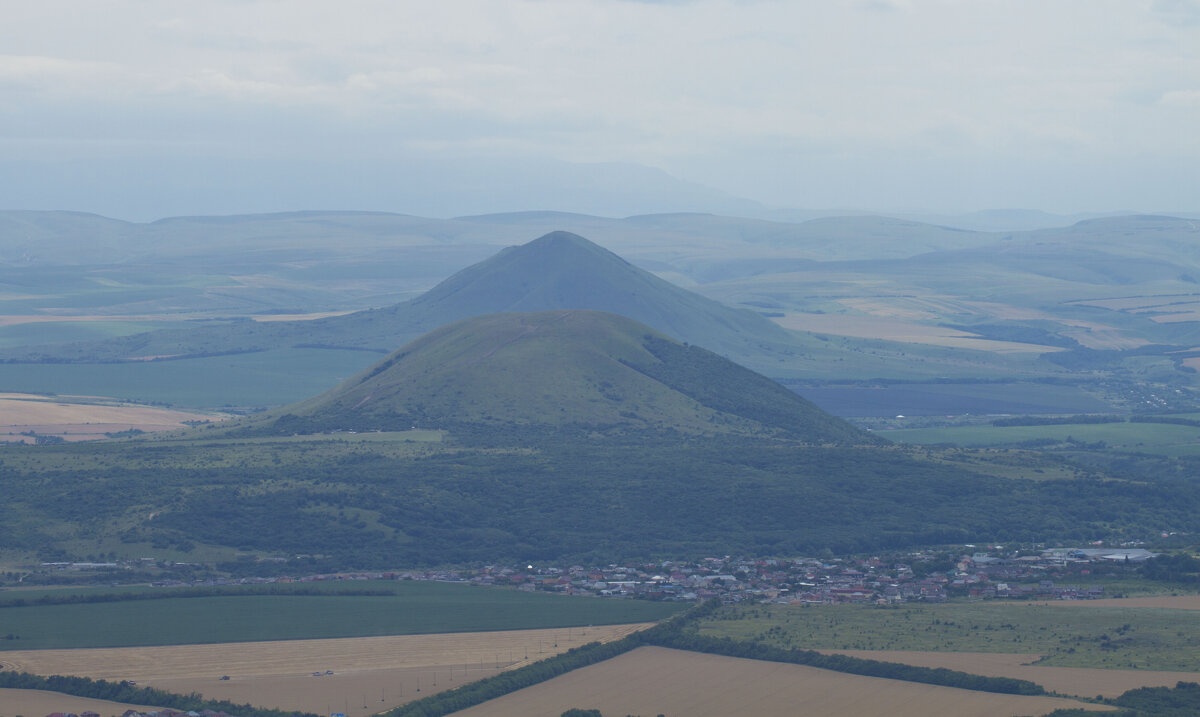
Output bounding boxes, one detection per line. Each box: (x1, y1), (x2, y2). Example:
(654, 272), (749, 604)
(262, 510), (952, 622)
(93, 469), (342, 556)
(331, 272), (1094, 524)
(1152, 0), (1200, 26)
(1160, 88), (1200, 106)
(1, 0), (1198, 214)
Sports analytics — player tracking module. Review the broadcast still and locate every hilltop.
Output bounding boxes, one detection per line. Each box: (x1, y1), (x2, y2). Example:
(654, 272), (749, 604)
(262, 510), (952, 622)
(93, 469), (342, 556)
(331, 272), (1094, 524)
(242, 309), (873, 444)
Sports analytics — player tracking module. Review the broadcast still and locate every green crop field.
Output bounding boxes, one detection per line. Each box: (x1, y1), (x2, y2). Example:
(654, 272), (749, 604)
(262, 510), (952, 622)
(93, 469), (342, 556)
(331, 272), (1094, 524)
(884, 422), (1200, 456)
(0, 348), (380, 408)
(0, 581), (684, 649)
(696, 602), (1200, 671)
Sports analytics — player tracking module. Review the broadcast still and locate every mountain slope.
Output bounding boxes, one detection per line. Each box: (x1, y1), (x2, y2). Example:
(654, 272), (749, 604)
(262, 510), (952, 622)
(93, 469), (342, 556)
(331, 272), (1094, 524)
(252, 310), (874, 444)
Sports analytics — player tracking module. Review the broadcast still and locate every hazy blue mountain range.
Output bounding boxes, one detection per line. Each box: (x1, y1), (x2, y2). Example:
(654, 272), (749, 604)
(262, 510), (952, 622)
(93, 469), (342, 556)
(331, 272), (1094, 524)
(4, 210), (1200, 415)
(5, 231), (809, 373)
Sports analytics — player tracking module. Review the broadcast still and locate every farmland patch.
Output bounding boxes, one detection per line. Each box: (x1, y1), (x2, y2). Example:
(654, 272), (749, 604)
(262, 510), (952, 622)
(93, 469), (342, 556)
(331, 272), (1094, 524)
(773, 312), (1062, 353)
(0, 687), (159, 717)
(0, 625), (649, 716)
(0, 393), (225, 443)
(448, 645), (1110, 717)
(0, 582), (683, 649)
(825, 650), (1200, 698)
(697, 602), (1200, 671)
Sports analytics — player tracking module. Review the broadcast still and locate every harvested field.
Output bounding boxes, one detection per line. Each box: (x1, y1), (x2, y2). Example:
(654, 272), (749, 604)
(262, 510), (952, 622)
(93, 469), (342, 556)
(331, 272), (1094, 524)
(451, 646), (1110, 717)
(1151, 309), (1200, 323)
(825, 650), (1200, 698)
(0, 687), (159, 717)
(0, 314), (183, 326)
(772, 313), (1060, 353)
(252, 310), (355, 322)
(0, 624), (650, 716)
(0, 393), (224, 442)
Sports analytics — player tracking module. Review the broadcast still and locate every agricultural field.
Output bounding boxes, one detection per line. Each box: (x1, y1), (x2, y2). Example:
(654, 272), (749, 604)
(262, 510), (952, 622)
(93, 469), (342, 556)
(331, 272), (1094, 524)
(1036, 595), (1200, 610)
(449, 645), (1110, 717)
(0, 687), (158, 717)
(0, 624), (649, 716)
(0, 347), (379, 409)
(0, 392), (225, 443)
(695, 602), (1200, 671)
(797, 382), (1111, 417)
(884, 421), (1200, 456)
(775, 312), (1060, 353)
(823, 650), (1200, 699)
(0, 581), (684, 649)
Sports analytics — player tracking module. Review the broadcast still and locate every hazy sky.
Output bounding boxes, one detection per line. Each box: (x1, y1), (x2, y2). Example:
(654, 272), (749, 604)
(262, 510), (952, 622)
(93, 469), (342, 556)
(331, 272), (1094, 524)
(3, 0), (1198, 219)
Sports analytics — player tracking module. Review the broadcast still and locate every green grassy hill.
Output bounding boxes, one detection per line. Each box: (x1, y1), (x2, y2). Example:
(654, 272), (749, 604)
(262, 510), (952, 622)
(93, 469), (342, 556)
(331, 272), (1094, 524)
(242, 309), (874, 444)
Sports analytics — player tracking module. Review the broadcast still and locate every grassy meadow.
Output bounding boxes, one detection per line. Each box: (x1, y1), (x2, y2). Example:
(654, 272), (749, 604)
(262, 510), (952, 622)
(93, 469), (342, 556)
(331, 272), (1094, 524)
(696, 602), (1200, 671)
(885, 421), (1200, 456)
(0, 581), (684, 649)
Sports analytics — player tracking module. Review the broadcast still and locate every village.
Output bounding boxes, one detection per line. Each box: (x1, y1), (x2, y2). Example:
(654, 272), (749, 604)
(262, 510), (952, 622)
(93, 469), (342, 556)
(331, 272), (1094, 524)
(21, 544), (1167, 717)
(93, 543), (1160, 607)
(43, 711), (236, 717)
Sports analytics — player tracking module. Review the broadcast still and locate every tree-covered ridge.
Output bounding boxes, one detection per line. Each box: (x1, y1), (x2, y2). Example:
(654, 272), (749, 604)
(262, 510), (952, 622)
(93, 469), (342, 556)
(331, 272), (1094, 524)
(4, 428), (1198, 569)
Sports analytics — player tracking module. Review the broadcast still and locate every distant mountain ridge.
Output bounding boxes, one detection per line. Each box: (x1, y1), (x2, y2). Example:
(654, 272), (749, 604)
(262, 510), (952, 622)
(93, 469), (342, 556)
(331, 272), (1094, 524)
(12, 231), (808, 371)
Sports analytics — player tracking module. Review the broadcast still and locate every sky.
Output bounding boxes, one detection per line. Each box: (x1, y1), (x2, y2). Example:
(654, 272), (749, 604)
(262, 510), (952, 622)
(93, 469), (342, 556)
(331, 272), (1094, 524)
(2, 0), (1198, 220)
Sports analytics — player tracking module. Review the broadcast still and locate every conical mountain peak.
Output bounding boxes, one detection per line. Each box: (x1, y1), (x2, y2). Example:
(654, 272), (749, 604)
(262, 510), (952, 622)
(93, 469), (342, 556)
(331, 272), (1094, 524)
(265, 310), (874, 444)
(16, 230), (804, 372)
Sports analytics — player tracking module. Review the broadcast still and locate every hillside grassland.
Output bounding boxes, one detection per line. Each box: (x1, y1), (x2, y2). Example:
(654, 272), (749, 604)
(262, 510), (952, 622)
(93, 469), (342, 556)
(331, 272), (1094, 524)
(696, 602), (1200, 671)
(0, 581), (682, 649)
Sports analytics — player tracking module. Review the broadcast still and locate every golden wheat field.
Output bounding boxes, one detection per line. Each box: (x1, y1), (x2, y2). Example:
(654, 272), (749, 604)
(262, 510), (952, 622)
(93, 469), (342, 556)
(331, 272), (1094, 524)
(450, 646), (1112, 717)
(772, 313), (1059, 353)
(825, 650), (1200, 699)
(0, 393), (224, 442)
(0, 623), (650, 716)
(0, 687), (159, 717)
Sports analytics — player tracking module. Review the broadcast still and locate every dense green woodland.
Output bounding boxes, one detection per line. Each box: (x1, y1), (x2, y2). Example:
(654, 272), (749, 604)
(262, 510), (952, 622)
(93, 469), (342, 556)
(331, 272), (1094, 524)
(3, 429), (1199, 568)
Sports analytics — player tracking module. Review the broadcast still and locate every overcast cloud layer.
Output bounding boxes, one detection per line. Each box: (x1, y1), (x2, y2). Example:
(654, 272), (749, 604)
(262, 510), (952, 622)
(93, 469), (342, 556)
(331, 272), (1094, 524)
(2, 0), (1198, 220)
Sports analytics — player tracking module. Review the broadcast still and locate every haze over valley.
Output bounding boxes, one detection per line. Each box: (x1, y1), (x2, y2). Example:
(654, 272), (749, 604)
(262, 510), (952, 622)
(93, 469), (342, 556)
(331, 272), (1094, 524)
(4, 2), (1200, 716)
